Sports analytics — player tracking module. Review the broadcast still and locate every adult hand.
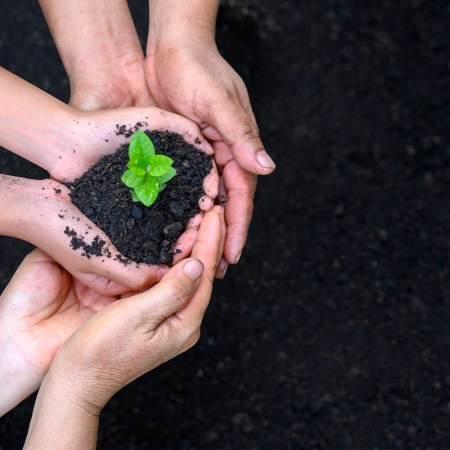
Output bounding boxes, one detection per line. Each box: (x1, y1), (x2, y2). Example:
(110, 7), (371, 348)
(146, 25), (274, 270)
(39, 0), (154, 111)
(23, 206), (224, 449)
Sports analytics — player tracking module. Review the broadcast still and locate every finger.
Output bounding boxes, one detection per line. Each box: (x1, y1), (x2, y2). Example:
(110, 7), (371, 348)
(171, 214), (202, 263)
(212, 140), (234, 169)
(215, 257), (229, 279)
(126, 258), (205, 328)
(176, 206), (225, 325)
(199, 159), (219, 211)
(172, 229), (198, 263)
(205, 96), (276, 175)
(222, 160), (257, 264)
(0, 249), (70, 312)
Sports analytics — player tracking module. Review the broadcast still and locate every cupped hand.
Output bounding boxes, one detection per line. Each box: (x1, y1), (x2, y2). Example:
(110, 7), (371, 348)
(0, 247), (121, 415)
(5, 176), (164, 295)
(145, 42), (271, 267)
(43, 206), (225, 412)
(50, 106), (219, 212)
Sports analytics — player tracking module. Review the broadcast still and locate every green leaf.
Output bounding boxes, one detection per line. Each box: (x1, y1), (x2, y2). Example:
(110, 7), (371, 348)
(147, 155), (174, 177)
(121, 130), (176, 207)
(157, 166), (176, 184)
(131, 190), (141, 202)
(134, 174), (160, 207)
(129, 129), (155, 159)
(127, 159), (147, 176)
(121, 169), (142, 188)
(128, 130), (155, 173)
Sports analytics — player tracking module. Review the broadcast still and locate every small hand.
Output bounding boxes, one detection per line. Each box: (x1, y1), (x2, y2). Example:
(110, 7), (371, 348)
(0, 248), (121, 415)
(3, 176), (164, 295)
(50, 106), (219, 213)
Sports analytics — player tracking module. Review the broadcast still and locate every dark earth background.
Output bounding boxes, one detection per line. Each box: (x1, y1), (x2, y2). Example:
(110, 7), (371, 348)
(1, 0), (450, 448)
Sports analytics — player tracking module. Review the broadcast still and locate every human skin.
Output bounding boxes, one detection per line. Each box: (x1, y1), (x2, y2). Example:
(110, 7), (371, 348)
(146, 0), (274, 269)
(14, 207), (225, 449)
(0, 68), (218, 291)
(38, 0), (275, 276)
(38, 0), (153, 111)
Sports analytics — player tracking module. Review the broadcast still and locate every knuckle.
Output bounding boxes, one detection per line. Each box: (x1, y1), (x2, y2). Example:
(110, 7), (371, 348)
(235, 114), (260, 142)
(185, 329), (201, 351)
(165, 279), (192, 304)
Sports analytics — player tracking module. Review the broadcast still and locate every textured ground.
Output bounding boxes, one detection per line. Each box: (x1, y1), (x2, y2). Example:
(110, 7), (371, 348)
(1, 0), (450, 448)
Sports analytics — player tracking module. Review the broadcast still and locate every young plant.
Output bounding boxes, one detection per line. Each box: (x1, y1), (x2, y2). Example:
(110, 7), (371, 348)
(121, 130), (176, 207)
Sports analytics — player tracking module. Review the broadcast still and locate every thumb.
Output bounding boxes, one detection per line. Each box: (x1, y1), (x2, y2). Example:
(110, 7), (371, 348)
(128, 258), (204, 327)
(204, 100), (276, 175)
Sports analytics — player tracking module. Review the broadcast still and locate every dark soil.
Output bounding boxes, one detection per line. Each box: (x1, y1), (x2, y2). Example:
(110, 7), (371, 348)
(69, 130), (212, 265)
(1, 1), (450, 449)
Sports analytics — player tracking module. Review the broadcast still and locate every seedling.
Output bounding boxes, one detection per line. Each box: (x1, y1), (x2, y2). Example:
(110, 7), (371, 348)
(121, 130), (176, 207)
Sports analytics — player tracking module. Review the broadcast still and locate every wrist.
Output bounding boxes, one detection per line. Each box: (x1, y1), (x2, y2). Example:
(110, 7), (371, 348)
(0, 175), (37, 238)
(0, 68), (78, 174)
(0, 329), (43, 416)
(47, 353), (114, 413)
(147, 0), (219, 56)
(41, 0), (144, 88)
(25, 367), (100, 449)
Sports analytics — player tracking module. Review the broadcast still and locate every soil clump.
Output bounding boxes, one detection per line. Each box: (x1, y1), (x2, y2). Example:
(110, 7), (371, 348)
(69, 130), (212, 265)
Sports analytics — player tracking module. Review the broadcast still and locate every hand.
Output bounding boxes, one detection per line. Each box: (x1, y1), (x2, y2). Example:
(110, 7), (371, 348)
(0, 175), (166, 295)
(145, 39), (273, 270)
(50, 206), (224, 409)
(22, 206), (224, 448)
(0, 248), (118, 415)
(49, 106), (220, 258)
(0, 206), (223, 419)
(39, 0), (154, 111)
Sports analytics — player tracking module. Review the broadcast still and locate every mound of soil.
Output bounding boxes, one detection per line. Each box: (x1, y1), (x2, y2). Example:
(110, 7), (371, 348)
(69, 130), (212, 265)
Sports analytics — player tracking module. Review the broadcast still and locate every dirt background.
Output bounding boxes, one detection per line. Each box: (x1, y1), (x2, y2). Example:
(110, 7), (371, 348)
(1, 0), (450, 448)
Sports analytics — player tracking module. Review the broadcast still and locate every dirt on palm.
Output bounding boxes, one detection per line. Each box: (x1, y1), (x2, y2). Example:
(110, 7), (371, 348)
(69, 130), (212, 265)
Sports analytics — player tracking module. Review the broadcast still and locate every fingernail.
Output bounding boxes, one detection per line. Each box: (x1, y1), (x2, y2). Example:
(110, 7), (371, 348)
(256, 150), (276, 170)
(235, 251), (242, 264)
(182, 259), (204, 280)
(216, 258), (229, 279)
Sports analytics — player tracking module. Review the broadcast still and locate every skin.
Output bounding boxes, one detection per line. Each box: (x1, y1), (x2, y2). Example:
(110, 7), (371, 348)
(38, 0), (276, 277)
(0, 206), (225, 448)
(0, 68), (219, 292)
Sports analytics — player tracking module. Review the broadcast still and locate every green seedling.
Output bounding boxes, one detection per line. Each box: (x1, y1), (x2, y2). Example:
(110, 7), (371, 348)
(121, 130), (176, 207)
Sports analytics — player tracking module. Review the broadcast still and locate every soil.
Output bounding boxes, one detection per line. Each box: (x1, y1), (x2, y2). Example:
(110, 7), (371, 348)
(69, 130), (212, 265)
(1, 1), (450, 449)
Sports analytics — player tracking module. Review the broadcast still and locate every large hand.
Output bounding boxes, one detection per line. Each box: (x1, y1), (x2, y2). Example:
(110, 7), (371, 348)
(22, 207), (224, 448)
(39, 0), (154, 111)
(145, 41), (273, 270)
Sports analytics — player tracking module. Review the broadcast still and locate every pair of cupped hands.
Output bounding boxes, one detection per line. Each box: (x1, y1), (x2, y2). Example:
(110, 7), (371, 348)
(0, 35), (274, 416)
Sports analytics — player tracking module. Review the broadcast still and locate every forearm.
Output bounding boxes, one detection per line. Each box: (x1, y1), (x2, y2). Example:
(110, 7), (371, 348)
(0, 68), (75, 172)
(24, 370), (99, 450)
(0, 330), (43, 417)
(148, 0), (220, 51)
(0, 175), (34, 238)
(39, 0), (144, 84)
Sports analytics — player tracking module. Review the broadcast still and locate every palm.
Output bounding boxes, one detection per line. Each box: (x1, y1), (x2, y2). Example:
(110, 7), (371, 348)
(0, 250), (118, 377)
